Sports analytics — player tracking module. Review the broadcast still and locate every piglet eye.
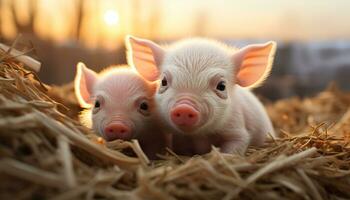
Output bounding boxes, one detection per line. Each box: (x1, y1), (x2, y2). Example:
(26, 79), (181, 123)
(159, 73), (170, 94)
(140, 102), (148, 111)
(216, 81), (226, 91)
(94, 100), (100, 108)
(161, 77), (168, 86)
(92, 98), (102, 114)
(138, 100), (150, 116)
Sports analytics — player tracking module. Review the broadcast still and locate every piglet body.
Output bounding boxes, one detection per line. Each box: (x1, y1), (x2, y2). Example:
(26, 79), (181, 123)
(74, 63), (168, 158)
(172, 86), (274, 155)
(127, 37), (277, 155)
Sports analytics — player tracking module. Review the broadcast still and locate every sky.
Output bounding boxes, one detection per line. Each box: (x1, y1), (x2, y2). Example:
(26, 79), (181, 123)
(159, 0), (350, 40)
(1, 0), (350, 49)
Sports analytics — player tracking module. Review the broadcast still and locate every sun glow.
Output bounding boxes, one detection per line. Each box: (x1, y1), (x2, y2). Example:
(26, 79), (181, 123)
(103, 10), (119, 26)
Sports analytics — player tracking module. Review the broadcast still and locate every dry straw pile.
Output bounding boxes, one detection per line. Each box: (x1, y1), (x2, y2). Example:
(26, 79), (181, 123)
(0, 47), (349, 200)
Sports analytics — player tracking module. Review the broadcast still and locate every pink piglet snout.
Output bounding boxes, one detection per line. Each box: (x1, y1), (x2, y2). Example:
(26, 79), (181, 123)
(170, 100), (200, 128)
(104, 122), (132, 141)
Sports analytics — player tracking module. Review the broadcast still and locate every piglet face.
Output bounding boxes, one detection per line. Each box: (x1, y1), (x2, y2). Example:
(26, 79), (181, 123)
(75, 63), (156, 141)
(156, 56), (233, 135)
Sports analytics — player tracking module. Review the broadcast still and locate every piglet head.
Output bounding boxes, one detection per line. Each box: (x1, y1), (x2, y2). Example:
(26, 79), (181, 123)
(74, 62), (157, 141)
(126, 36), (276, 135)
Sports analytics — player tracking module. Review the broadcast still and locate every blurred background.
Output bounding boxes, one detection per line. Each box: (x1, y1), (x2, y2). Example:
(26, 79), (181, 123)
(1, 0), (350, 100)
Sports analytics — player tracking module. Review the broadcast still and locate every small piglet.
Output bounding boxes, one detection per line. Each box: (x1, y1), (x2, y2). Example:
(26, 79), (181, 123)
(126, 36), (276, 155)
(74, 62), (168, 158)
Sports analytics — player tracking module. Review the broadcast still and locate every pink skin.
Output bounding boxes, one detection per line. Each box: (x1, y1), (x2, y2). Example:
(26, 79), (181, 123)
(74, 63), (169, 159)
(104, 122), (131, 141)
(170, 100), (199, 127)
(126, 36), (277, 156)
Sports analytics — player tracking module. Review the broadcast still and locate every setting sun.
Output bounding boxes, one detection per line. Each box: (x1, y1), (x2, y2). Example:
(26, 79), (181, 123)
(103, 10), (119, 26)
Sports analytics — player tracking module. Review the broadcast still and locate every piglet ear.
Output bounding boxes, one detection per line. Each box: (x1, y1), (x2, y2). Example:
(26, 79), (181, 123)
(126, 35), (164, 82)
(232, 41), (276, 88)
(74, 62), (98, 108)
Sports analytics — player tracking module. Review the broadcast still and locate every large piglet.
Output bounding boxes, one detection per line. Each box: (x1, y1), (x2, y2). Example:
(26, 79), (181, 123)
(74, 62), (168, 158)
(126, 36), (276, 155)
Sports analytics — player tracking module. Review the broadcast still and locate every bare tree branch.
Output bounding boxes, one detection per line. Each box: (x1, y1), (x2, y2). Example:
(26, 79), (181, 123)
(0, 0), (3, 38)
(10, 0), (37, 33)
(10, 0), (21, 30)
(75, 0), (84, 40)
(28, 0), (38, 31)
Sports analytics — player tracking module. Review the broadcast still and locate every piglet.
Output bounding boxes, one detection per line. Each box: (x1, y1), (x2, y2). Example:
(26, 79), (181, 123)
(74, 62), (168, 158)
(126, 36), (277, 155)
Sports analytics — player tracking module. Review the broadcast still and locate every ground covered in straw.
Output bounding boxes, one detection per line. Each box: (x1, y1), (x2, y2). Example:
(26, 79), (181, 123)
(0, 49), (350, 200)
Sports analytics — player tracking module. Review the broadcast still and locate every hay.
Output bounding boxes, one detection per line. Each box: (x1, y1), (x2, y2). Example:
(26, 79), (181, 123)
(0, 42), (41, 72)
(0, 47), (350, 200)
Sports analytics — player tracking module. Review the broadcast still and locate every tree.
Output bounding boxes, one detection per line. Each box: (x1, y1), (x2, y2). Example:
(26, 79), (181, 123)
(75, 0), (84, 40)
(10, 0), (38, 34)
(0, 0), (3, 39)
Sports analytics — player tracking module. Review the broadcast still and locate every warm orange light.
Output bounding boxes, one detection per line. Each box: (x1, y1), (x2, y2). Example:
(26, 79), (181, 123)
(103, 10), (119, 26)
